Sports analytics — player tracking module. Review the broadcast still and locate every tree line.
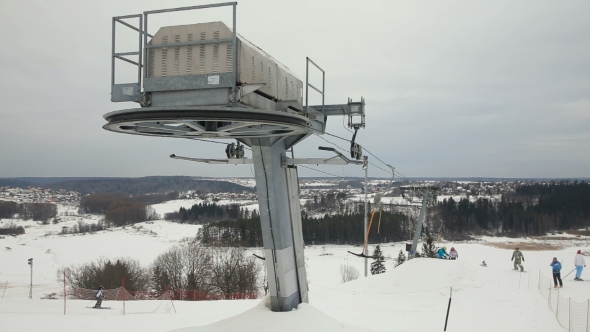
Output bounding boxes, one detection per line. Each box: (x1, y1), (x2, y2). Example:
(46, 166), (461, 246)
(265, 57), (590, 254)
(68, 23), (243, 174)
(435, 181), (590, 236)
(79, 193), (158, 227)
(63, 240), (261, 299)
(165, 203), (257, 224)
(0, 200), (57, 222)
(196, 210), (409, 247)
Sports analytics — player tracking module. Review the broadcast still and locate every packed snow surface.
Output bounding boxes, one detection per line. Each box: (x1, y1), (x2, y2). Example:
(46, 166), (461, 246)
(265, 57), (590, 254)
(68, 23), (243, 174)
(0, 203), (589, 331)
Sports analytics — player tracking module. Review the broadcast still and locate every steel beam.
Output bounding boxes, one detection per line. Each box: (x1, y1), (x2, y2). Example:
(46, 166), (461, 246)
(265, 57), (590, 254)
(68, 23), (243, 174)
(250, 138), (308, 311)
(408, 190), (430, 260)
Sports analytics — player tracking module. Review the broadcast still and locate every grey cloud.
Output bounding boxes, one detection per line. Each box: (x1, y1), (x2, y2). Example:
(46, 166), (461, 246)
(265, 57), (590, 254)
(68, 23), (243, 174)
(0, 0), (589, 178)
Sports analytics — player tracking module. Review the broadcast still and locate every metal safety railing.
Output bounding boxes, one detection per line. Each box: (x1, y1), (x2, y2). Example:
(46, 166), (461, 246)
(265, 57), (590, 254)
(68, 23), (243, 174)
(305, 57), (325, 115)
(111, 2), (238, 103)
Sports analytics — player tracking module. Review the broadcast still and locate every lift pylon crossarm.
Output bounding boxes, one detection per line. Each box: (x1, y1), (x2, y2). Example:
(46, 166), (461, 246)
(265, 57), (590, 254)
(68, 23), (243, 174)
(307, 99), (365, 117)
(318, 146), (363, 165)
(169, 154), (253, 164)
(280, 146), (363, 167)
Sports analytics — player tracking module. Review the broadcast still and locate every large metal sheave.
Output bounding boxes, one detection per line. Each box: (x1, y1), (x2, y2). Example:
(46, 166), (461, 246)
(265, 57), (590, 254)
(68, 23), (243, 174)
(107, 3), (364, 312)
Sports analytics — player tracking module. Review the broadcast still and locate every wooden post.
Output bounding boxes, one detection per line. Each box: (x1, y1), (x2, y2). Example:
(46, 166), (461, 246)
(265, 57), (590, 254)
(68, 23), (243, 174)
(568, 298), (571, 332)
(444, 287), (452, 331)
(164, 285), (177, 314)
(1, 281), (7, 299)
(556, 288), (559, 319)
(122, 278), (126, 316)
(63, 270), (66, 315)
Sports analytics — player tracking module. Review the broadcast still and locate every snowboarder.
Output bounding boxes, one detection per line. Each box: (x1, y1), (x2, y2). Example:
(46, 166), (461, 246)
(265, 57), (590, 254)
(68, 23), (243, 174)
(94, 286), (105, 308)
(574, 250), (586, 281)
(511, 246), (525, 272)
(550, 257), (563, 289)
(449, 247), (458, 260)
(481, 260), (487, 267)
(437, 247), (449, 259)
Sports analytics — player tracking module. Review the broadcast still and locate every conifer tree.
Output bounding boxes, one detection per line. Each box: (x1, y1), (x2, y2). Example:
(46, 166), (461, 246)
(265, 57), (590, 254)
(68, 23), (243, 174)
(422, 227), (437, 258)
(395, 249), (406, 267)
(370, 245), (386, 275)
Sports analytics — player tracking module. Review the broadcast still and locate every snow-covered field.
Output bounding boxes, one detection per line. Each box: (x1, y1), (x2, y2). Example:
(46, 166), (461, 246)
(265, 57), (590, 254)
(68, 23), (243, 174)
(1, 201), (589, 331)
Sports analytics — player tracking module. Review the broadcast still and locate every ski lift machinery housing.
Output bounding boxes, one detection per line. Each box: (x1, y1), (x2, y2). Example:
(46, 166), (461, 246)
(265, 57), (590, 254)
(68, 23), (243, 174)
(104, 2), (366, 312)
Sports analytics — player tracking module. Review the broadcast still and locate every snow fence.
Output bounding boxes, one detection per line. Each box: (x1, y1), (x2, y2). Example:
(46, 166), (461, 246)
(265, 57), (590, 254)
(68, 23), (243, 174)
(538, 271), (590, 332)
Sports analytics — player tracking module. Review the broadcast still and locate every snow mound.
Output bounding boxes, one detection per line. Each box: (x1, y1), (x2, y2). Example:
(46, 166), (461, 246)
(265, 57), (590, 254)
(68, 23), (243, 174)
(169, 296), (377, 332)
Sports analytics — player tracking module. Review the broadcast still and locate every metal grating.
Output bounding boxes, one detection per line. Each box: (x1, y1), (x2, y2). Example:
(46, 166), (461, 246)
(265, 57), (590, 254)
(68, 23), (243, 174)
(161, 35), (168, 77)
(148, 49), (155, 77)
(226, 44), (233, 72)
(186, 33), (193, 75)
(173, 34), (180, 76)
(251, 56), (256, 82)
(212, 31), (220, 73)
(199, 32), (206, 74)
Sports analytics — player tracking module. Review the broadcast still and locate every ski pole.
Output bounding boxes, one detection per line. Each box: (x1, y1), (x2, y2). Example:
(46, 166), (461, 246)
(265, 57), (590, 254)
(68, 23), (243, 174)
(562, 268), (577, 279)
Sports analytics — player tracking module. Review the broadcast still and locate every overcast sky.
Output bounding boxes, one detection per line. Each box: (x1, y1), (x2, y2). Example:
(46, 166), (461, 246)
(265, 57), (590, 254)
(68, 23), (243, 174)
(1, 0), (588, 179)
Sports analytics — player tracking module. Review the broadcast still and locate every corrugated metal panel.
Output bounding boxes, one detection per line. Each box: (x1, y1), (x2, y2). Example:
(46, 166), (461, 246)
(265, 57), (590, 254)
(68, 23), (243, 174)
(147, 21), (302, 104)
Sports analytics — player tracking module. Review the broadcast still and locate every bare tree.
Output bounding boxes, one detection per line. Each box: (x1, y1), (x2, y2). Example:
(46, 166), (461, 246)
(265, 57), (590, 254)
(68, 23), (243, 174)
(182, 240), (213, 292)
(152, 246), (185, 290)
(340, 264), (360, 283)
(209, 247), (261, 298)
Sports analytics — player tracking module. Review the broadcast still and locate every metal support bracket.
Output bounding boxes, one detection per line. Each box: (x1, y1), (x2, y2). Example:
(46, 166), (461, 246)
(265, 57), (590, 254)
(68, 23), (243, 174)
(281, 146), (363, 167)
(169, 154), (253, 164)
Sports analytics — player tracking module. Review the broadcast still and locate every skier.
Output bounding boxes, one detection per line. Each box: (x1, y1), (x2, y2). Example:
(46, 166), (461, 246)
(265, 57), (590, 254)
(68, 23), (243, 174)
(481, 260), (487, 267)
(94, 286), (105, 308)
(437, 247), (449, 259)
(550, 257), (563, 289)
(449, 247), (458, 260)
(574, 250), (586, 281)
(511, 246), (525, 272)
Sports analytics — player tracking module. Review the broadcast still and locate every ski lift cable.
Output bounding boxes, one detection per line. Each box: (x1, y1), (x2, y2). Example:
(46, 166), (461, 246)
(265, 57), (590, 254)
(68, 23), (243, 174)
(188, 137), (253, 150)
(315, 133), (350, 154)
(298, 165), (343, 178)
(312, 129), (395, 176)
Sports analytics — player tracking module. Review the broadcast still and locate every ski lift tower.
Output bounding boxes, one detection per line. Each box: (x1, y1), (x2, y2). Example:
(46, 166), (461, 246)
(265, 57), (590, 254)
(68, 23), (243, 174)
(104, 2), (366, 312)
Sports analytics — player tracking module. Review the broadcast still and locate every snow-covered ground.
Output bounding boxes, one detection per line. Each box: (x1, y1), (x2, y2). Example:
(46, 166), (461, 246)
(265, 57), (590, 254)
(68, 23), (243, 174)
(1, 202), (589, 331)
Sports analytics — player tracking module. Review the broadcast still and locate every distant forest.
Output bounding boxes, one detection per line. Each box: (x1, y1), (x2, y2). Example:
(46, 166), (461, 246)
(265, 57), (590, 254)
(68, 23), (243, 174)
(0, 176), (254, 195)
(436, 181), (590, 236)
(193, 181), (590, 246)
(165, 203), (256, 224)
(196, 211), (409, 247)
(0, 200), (57, 222)
(79, 193), (160, 226)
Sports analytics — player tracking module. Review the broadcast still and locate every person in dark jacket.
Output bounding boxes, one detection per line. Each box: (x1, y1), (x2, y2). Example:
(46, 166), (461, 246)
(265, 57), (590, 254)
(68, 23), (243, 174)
(94, 286), (105, 308)
(550, 257), (563, 289)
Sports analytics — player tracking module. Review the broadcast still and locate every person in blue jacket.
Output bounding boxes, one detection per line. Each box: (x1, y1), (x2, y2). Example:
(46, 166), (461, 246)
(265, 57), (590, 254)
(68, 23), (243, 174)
(550, 257), (563, 289)
(437, 247), (449, 259)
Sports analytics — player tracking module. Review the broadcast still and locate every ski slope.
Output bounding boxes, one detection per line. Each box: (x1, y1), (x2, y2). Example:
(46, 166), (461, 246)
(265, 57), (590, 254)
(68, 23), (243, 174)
(0, 205), (589, 331)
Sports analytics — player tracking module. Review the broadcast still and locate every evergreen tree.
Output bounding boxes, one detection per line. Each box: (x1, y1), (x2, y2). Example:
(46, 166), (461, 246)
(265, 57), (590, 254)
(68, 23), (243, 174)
(370, 245), (386, 275)
(422, 227), (437, 258)
(395, 249), (406, 267)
